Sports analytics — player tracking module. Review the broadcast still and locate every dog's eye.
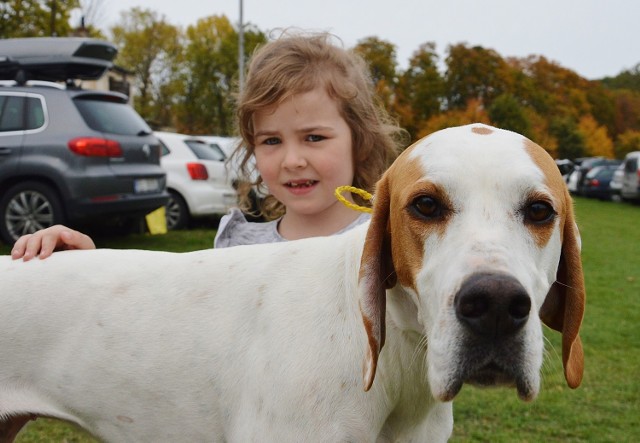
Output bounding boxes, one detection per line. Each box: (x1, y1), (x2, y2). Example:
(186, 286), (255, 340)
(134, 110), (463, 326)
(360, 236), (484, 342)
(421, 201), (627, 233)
(524, 201), (556, 224)
(411, 196), (443, 219)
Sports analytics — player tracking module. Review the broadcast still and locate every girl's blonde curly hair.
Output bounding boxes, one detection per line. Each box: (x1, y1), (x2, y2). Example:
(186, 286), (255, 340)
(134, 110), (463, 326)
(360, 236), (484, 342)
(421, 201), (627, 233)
(231, 31), (406, 220)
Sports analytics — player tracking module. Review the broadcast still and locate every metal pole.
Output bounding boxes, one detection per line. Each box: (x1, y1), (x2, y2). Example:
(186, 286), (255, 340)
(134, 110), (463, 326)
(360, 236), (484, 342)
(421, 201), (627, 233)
(50, 0), (57, 36)
(238, 0), (245, 93)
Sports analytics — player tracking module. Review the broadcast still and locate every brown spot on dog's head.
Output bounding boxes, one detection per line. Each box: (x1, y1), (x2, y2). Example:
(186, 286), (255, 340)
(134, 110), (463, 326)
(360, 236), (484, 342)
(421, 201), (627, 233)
(471, 126), (494, 135)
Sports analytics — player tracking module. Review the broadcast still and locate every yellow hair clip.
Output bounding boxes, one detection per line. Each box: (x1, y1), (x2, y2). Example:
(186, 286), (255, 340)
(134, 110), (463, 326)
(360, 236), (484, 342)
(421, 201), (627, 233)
(334, 185), (373, 214)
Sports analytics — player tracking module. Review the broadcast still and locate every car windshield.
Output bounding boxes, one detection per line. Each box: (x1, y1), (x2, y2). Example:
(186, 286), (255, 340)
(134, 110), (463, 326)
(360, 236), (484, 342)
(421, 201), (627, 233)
(74, 97), (152, 136)
(184, 140), (226, 161)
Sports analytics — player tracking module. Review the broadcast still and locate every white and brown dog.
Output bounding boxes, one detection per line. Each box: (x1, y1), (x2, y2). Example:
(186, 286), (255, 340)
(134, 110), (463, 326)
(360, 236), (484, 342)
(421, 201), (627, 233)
(0, 124), (585, 442)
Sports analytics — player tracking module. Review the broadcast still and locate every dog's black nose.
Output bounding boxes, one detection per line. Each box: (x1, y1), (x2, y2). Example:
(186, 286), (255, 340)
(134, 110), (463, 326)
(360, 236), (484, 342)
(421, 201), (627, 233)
(455, 272), (531, 338)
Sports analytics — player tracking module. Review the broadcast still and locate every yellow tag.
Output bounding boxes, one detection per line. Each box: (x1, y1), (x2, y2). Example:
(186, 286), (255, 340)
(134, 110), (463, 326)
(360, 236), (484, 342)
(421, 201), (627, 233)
(145, 206), (168, 235)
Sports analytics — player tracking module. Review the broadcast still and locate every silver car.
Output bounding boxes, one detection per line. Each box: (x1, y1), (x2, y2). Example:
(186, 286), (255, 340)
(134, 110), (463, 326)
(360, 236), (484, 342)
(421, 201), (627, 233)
(0, 37), (168, 243)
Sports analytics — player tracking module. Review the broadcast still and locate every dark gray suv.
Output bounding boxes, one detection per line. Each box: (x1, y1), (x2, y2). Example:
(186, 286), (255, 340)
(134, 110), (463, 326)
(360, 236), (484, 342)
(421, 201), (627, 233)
(0, 38), (168, 244)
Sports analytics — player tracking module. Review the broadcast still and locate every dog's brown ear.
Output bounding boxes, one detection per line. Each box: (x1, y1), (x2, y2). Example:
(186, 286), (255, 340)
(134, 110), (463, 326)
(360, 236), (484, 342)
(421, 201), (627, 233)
(539, 195), (585, 389)
(358, 174), (396, 391)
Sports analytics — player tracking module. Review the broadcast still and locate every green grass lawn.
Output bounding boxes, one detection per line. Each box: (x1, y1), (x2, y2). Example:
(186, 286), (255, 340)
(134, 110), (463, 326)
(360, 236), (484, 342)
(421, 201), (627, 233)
(1, 197), (638, 442)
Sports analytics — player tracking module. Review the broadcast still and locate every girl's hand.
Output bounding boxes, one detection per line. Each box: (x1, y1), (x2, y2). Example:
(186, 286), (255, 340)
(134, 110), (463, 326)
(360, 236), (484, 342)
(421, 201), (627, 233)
(11, 225), (96, 261)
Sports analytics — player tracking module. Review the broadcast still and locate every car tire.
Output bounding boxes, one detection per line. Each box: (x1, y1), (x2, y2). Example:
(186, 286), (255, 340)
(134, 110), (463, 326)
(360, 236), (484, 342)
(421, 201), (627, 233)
(0, 181), (65, 244)
(165, 191), (189, 230)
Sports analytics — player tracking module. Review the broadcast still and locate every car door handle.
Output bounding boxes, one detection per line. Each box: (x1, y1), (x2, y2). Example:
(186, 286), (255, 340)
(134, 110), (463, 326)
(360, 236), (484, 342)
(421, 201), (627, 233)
(0, 147), (13, 156)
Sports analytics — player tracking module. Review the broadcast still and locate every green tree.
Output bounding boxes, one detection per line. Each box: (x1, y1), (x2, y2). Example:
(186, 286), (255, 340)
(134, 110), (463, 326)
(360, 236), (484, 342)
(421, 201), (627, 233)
(602, 63), (640, 92)
(176, 15), (265, 135)
(0, 0), (79, 38)
(354, 36), (398, 111)
(585, 82), (617, 139)
(488, 93), (532, 138)
(444, 43), (513, 110)
(550, 117), (586, 159)
(110, 7), (182, 127)
(395, 42), (443, 140)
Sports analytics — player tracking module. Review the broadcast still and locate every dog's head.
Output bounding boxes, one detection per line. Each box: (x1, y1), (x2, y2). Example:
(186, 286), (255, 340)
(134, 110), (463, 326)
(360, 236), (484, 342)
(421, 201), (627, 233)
(358, 123), (585, 401)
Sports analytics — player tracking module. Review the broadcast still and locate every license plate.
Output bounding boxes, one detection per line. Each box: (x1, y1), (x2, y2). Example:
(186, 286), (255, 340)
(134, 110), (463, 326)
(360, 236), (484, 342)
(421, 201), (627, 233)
(134, 178), (160, 193)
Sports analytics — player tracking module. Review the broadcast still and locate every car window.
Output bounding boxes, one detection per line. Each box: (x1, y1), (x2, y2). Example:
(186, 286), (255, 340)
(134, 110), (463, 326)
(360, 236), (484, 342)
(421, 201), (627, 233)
(625, 158), (637, 173)
(25, 96), (45, 130)
(184, 140), (226, 161)
(159, 139), (171, 156)
(0, 94), (24, 132)
(74, 96), (152, 136)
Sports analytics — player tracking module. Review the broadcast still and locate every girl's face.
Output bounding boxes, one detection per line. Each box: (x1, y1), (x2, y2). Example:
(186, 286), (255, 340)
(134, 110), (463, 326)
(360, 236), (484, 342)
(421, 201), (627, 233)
(253, 87), (356, 224)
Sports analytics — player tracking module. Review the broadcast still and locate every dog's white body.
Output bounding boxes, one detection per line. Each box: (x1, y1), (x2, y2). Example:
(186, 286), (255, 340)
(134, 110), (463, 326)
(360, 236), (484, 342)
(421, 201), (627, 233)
(0, 124), (585, 442)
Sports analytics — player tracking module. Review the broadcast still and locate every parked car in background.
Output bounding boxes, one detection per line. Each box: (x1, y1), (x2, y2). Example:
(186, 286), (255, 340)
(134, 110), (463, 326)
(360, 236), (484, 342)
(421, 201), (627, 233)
(200, 135), (242, 183)
(555, 159), (575, 183)
(609, 164), (625, 200)
(620, 151), (640, 202)
(155, 132), (237, 230)
(200, 135), (266, 221)
(567, 168), (580, 193)
(567, 157), (588, 193)
(569, 157), (621, 195)
(201, 135), (238, 158)
(0, 37), (168, 244)
(581, 165), (619, 200)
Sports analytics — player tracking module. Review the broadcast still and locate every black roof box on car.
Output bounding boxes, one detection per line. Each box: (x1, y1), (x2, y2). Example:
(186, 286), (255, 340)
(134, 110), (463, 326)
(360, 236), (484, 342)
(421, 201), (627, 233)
(0, 37), (117, 83)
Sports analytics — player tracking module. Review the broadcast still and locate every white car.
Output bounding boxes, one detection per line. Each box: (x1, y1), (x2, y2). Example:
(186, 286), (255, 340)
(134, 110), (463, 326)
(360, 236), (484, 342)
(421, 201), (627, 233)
(200, 135), (244, 184)
(201, 135), (266, 220)
(155, 131), (237, 230)
(567, 169), (581, 193)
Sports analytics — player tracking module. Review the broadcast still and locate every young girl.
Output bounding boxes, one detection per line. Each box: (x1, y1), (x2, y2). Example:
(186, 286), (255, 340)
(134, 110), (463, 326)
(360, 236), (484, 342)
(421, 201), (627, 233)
(11, 31), (405, 259)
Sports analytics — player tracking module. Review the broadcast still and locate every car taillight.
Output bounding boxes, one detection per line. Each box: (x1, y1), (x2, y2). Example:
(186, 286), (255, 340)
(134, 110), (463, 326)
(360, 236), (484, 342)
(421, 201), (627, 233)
(590, 179), (600, 186)
(187, 162), (208, 180)
(68, 138), (123, 157)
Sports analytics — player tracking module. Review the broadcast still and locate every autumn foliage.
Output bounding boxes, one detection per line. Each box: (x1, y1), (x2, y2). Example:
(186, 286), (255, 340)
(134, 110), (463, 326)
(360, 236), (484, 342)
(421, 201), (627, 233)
(4, 4), (639, 159)
(368, 41), (640, 159)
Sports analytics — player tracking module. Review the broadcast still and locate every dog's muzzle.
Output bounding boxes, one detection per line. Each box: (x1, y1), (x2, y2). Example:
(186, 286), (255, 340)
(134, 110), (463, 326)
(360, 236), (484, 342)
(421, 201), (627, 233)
(448, 272), (537, 401)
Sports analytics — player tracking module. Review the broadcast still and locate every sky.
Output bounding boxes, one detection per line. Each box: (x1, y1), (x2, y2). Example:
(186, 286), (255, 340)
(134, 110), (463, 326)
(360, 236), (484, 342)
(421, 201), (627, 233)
(98, 0), (638, 80)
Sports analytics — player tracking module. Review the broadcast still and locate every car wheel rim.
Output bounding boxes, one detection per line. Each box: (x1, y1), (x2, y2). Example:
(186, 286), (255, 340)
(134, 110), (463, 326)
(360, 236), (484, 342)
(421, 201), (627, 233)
(165, 197), (181, 230)
(5, 190), (55, 240)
